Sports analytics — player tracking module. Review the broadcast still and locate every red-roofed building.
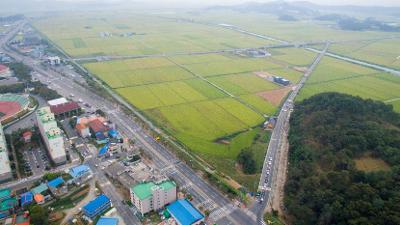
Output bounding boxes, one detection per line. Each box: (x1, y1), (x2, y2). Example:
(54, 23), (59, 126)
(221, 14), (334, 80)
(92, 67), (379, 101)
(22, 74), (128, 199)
(0, 64), (11, 77)
(12, 211), (30, 225)
(49, 101), (81, 118)
(21, 131), (32, 143)
(88, 119), (109, 136)
(76, 123), (90, 138)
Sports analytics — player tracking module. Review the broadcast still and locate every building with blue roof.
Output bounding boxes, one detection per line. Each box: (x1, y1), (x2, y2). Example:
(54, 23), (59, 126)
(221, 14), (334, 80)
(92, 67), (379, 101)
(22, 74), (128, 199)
(31, 183), (48, 195)
(108, 130), (119, 139)
(47, 177), (65, 189)
(167, 199), (204, 225)
(20, 192), (33, 207)
(98, 143), (110, 157)
(0, 189), (11, 201)
(96, 217), (119, 225)
(83, 194), (112, 219)
(69, 165), (93, 185)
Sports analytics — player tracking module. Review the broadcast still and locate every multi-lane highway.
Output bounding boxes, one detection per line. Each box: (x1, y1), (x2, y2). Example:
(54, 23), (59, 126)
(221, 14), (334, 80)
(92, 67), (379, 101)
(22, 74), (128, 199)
(253, 43), (330, 224)
(1, 21), (258, 225)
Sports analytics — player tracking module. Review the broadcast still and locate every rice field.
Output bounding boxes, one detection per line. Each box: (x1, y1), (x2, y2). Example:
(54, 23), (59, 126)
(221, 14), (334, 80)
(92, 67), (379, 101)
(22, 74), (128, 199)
(33, 12), (277, 57)
(35, 10), (400, 189)
(82, 49), (305, 188)
(298, 58), (400, 113)
(188, 10), (397, 43)
(329, 39), (400, 70)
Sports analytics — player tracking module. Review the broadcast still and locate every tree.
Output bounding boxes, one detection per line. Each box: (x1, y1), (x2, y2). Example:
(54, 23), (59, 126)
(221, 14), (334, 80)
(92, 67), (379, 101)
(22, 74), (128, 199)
(237, 149), (257, 174)
(29, 205), (48, 225)
(284, 92), (400, 225)
(8, 62), (32, 82)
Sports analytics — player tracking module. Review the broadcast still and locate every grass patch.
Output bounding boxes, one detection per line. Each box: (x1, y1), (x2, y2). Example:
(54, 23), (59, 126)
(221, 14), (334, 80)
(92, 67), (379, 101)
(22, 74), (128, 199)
(264, 212), (285, 225)
(354, 155), (391, 172)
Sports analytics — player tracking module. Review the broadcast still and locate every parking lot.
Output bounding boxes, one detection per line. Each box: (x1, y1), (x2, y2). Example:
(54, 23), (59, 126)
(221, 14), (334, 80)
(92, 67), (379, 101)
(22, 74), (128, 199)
(22, 148), (51, 175)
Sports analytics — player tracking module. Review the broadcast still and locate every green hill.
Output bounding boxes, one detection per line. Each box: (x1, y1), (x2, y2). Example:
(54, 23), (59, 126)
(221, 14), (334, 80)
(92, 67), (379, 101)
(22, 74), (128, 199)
(285, 92), (400, 225)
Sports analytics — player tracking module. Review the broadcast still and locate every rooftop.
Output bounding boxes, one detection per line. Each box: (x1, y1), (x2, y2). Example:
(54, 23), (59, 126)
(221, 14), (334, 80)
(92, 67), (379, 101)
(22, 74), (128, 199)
(69, 165), (91, 178)
(48, 177), (64, 188)
(20, 192), (33, 206)
(34, 194), (44, 203)
(0, 64), (8, 73)
(47, 97), (68, 106)
(89, 119), (109, 133)
(0, 153), (11, 175)
(75, 123), (87, 130)
(45, 127), (62, 139)
(96, 217), (119, 225)
(131, 181), (176, 200)
(36, 107), (52, 116)
(0, 188), (11, 199)
(0, 197), (17, 211)
(167, 199), (204, 225)
(14, 212), (30, 225)
(31, 183), (48, 195)
(50, 101), (80, 115)
(83, 194), (111, 215)
(77, 115), (106, 126)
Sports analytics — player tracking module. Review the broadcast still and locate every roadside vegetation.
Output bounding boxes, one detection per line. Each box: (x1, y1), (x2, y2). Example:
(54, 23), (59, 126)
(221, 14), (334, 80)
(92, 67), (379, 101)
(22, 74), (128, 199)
(285, 92), (400, 225)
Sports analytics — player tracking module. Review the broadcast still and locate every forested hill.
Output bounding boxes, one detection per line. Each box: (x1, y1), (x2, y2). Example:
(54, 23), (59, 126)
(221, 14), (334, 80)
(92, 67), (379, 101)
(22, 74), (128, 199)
(285, 92), (400, 225)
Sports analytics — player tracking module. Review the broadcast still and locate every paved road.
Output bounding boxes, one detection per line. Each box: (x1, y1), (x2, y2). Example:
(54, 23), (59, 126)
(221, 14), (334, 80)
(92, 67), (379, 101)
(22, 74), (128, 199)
(307, 47), (400, 76)
(252, 43), (330, 225)
(3, 21), (258, 225)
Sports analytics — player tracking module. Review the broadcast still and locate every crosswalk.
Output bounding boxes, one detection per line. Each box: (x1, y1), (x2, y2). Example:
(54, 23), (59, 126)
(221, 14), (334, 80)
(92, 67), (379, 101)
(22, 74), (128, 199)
(198, 199), (217, 211)
(208, 203), (237, 222)
(242, 208), (257, 221)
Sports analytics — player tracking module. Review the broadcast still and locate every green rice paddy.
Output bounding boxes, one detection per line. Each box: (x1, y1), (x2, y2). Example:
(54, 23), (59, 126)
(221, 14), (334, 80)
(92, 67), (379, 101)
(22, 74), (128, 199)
(298, 58), (400, 111)
(34, 10), (400, 190)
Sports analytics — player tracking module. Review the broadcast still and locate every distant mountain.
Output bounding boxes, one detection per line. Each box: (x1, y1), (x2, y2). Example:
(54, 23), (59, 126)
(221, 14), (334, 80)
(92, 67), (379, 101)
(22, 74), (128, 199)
(208, 1), (317, 17)
(207, 1), (400, 19)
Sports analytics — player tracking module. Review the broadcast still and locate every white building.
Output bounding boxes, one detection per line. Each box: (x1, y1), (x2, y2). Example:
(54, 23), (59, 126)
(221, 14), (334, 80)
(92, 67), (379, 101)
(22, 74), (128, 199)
(47, 97), (68, 106)
(36, 107), (66, 165)
(0, 124), (12, 182)
(130, 180), (176, 215)
(47, 56), (61, 66)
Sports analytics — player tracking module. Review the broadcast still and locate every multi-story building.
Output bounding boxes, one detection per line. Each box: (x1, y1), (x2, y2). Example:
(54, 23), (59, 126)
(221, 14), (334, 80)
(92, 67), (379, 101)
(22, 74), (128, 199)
(0, 124), (12, 182)
(130, 180), (176, 215)
(36, 107), (66, 165)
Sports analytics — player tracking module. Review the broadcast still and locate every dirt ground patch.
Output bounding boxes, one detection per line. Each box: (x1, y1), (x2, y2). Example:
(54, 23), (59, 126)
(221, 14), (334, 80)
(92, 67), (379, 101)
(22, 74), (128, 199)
(293, 66), (308, 73)
(49, 211), (64, 222)
(257, 87), (292, 106)
(254, 71), (273, 79)
(224, 176), (242, 190)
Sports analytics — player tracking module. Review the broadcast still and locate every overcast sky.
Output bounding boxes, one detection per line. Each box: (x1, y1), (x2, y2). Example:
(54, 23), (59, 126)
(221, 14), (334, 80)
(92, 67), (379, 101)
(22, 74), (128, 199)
(55, 0), (400, 6)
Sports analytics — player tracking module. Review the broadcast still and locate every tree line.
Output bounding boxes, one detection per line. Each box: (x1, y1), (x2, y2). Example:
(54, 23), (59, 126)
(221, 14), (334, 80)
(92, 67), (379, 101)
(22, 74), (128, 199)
(284, 92), (400, 225)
